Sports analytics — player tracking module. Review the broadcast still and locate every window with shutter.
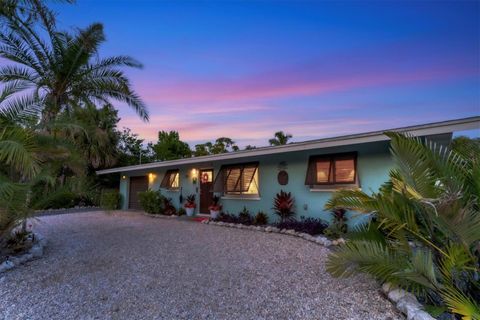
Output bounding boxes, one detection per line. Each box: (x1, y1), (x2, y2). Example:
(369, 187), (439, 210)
(213, 162), (259, 196)
(160, 169), (180, 190)
(305, 153), (358, 188)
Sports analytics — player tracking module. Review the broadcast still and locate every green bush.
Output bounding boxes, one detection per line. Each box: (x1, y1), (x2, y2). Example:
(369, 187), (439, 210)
(138, 190), (164, 214)
(323, 209), (348, 239)
(253, 211), (269, 225)
(238, 206), (253, 225)
(177, 208), (186, 216)
(100, 190), (122, 210)
(325, 133), (480, 318)
(34, 190), (76, 209)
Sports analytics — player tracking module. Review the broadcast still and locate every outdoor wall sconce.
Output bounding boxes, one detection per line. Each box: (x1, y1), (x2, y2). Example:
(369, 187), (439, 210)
(121, 175), (126, 180)
(191, 168), (198, 184)
(148, 173), (156, 182)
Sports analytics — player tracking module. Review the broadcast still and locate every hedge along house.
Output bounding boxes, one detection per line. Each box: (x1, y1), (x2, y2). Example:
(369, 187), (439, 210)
(96, 117), (479, 225)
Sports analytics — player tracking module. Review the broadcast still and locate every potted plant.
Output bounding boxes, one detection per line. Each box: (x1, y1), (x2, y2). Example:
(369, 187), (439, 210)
(208, 195), (222, 219)
(184, 194), (196, 216)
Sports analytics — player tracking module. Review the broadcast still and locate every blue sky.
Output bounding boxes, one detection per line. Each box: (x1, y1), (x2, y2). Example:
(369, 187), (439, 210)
(53, 0), (480, 146)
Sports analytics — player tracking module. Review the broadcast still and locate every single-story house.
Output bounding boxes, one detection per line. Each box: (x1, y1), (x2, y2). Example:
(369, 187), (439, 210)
(96, 117), (479, 224)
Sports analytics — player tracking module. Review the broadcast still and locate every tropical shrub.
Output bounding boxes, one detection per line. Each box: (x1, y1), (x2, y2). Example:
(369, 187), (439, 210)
(184, 194), (196, 208)
(325, 132), (480, 318)
(208, 195), (222, 211)
(163, 197), (176, 215)
(238, 206), (253, 225)
(214, 212), (240, 224)
(254, 211), (269, 225)
(276, 216), (328, 235)
(138, 190), (164, 214)
(324, 208), (348, 239)
(35, 190), (77, 210)
(100, 190), (122, 210)
(273, 190), (295, 221)
(4, 229), (32, 255)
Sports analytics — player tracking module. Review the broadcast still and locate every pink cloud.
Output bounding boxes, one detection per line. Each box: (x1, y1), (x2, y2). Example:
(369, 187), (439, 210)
(118, 113), (422, 148)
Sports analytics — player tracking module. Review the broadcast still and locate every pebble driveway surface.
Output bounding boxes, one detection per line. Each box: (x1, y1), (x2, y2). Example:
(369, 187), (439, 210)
(0, 211), (402, 320)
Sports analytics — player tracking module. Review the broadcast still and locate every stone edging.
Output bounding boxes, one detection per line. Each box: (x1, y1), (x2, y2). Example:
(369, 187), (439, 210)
(35, 206), (101, 217)
(202, 219), (346, 248)
(0, 233), (47, 274)
(142, 212), (178, 219)
(381, 283), (434, 320)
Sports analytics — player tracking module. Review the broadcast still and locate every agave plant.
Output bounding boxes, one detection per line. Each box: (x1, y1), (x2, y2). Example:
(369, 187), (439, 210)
(273, 190), (295, 222)
(325, 132), (480, 319)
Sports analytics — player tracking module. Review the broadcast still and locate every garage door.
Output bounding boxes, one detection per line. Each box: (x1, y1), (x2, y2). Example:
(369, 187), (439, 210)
(129, 176), (148, 210)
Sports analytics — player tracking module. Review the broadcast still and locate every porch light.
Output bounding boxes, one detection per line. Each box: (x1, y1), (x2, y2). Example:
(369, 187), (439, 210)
(191, 168), (198, 184)
(122, 175), (126, 180)
(148, 173), (156, 182)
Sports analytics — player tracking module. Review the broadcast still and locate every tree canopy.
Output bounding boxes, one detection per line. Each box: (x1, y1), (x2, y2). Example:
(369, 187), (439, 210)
(151, 130), (191, 161)
(269, 131), (292, 146)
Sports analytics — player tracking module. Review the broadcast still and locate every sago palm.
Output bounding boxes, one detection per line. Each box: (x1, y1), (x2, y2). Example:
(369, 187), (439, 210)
(325, 132), (480, 319)
(0, 2), (148, 127)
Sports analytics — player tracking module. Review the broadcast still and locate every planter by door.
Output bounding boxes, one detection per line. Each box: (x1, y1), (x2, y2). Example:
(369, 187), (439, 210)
(186, 207), (195, 216)
(210, 210), (220, 219)
(199, 169), (214, 214)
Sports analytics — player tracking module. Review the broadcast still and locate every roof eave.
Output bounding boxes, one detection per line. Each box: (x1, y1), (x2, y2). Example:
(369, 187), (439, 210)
(96, 116), (480, 175)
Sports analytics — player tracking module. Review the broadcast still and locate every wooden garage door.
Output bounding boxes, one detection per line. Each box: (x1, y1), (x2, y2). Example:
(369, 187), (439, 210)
(129, 176), (148, 210)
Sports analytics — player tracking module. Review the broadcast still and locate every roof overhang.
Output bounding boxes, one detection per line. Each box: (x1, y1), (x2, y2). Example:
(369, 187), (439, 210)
(96, 116), (480, 175)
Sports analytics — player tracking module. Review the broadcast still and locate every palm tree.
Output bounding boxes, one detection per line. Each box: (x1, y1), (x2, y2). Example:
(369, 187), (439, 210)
(66, 103), (120, 170)
(0, 103), (84, 246)
(325, 132), (480, 318)
(0, 3), (148, 127)
(269, 131), (292, 146)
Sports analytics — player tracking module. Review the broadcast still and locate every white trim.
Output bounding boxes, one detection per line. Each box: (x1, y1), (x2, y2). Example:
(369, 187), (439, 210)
(221, 196), (261, 201)
(97, 117), (480, 175)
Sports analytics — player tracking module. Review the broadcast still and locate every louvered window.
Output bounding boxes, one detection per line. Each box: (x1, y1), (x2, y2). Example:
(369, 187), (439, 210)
(213, 162), (259, 196)
(160, 169), (180, 190)
(305, 153), (357, 186)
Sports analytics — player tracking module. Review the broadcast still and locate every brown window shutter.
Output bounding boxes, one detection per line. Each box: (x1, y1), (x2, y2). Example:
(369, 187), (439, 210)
(212, 166), (226, 192)
(226, 167), (242, 192)
(160, 171), (171, 188)
(305, 157), (317, 185)
(160, 169), (179, 188)
(240, 163), (258, 192)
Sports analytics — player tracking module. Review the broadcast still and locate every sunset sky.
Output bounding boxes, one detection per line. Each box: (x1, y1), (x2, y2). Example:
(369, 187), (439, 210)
(54, 1), (480, 147)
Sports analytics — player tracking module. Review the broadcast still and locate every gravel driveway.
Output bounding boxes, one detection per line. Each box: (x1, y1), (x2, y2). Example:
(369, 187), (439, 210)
(0, 211), (402, 320)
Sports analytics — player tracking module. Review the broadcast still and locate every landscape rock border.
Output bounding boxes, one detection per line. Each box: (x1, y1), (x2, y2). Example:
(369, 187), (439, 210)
(202, 219), (345, 248)
(382, 283), (435, 320)
(35, 206), (101, 217)
(0, 233), (47, 274)
(142, 212), (179, 219)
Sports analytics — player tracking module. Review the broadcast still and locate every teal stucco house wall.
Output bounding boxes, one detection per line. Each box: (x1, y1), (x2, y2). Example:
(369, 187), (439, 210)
(98, 117), (479, 226)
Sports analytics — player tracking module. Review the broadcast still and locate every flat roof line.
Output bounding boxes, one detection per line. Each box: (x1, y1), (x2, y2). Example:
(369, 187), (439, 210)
(96, 116), (480, 175)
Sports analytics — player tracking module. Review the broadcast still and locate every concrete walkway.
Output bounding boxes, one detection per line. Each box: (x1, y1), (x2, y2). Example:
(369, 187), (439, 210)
(0, 211), (401, 320)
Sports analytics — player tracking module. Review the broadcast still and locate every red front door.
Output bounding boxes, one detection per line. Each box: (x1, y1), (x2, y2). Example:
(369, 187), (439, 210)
(199, 169), (213, 214)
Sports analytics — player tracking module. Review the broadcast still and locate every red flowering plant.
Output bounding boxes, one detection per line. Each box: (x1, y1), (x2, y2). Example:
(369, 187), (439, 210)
(273, 190), (295, 222)
(184, 194), (196, 208)
(208, 195), (222, 211)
